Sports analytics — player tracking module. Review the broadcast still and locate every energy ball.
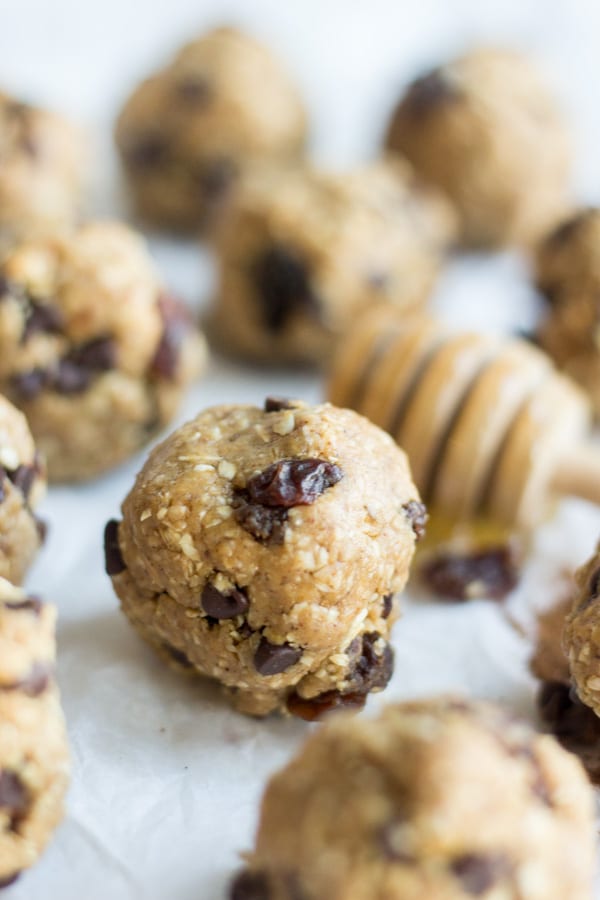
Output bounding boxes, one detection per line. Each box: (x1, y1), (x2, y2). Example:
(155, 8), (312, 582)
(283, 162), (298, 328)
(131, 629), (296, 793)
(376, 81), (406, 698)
(384, 48), (572, 248)
(0, 394), (46, 585)
(564, 540), (600, 716)
(231, 698), (595, 900)
(0, 577), (69, 888)
(210, 160), (454, 365)
(535, 208), (600, 418)
(115, 26), (307, 233)
(105, 399), (425, 717)
(0, 221), (206, 482)
(0, 90), (86, 252)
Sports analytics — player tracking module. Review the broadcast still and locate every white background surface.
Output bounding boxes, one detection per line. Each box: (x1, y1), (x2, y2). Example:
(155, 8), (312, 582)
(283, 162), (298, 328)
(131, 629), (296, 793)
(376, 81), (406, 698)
(2, 1), (600, 897)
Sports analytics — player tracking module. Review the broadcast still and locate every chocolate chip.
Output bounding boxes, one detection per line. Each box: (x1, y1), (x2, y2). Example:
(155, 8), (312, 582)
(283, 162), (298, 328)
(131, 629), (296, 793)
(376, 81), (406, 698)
(382, 594), (393, 619)
(246, 459), (343, 508)
(379, 818), (414, 863)
(163, 643), (193, 669)
(5, 597), (42, 615)
(421, 545), (519, 601)
(198, 157), (236, 202)
(126, 133), (169, 168)
(402, 500), (428, 541)
(230, 869), (271, 900)
(450, 853), (511, 896)
(175, 76), (212, 104)
(0, 872), (20, 889)
(537, 680), (600, 785)
(233, 498), (288, 545)
(0, 771), (28, 830)
(253, 244), (320, 332)
(52, 359), (91, 394)
(150, 293), (192, 380)
(21, 301), (63, 342)
(346, 632), (394, 694)
(103, 519), (126, 576)
(254, 638), (302, 676)
(11, 368), (47, 399)
(6, 464), (36, 501)
(67, 336), (116, 372)
(3, 662), (51, 697)
(402, 68), (460, 118)
(201, 583), (249, 619)
(287, 688), (367, 721)
(264, 397), (295, 413)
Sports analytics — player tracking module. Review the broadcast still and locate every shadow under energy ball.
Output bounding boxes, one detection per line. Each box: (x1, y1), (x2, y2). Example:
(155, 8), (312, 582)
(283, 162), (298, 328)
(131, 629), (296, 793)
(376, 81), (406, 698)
(105, 399), (426, 718)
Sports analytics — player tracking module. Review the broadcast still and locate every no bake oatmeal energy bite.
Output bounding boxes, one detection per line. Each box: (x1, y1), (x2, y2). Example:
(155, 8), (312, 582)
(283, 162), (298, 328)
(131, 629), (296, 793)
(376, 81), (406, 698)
(0, 221), (206, 482)
(105, 399), (426, 717)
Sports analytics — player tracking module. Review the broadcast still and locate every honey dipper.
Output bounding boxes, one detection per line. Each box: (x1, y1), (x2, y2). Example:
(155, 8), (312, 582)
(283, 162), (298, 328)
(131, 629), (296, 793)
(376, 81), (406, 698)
(328, 308), (600, 531)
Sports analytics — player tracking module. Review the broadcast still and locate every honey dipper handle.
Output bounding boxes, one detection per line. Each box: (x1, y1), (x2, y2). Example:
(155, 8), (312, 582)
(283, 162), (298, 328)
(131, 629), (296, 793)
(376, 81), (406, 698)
(551, 444), (600, 506)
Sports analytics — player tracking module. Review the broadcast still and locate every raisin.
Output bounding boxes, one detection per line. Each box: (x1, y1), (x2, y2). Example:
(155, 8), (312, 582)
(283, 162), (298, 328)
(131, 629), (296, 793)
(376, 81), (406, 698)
(246, 458), (343, 508)
(230, 869), (271, 900)
(286, 689), (367, 721)
(21, 301), (63, 342)
(402, 500), (428, 541)
(233, 499), (288, 545)
(537, 680), (600, 784)
(6, 464), (36, 500)
(420, 545), (518, 601)
(0, 771), (29, 830)
(11, 368), (47, 399)
(264, 397), (295, 412)
(382, 594), (393, 619)
(163, 643), (193, 669)
(253, 244), (320, 332)
(66, 336), (116, 372)
(346, 632), (394, 694)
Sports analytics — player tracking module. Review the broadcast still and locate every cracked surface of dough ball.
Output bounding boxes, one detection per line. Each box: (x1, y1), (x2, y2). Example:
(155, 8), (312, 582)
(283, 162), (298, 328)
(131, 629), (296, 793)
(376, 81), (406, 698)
(106, 399), (425, 717)
(0, 90), (86, 252)
(385, 48), (572, 248)
(535, 208), (600, 418)
(0, 394), (46, 585)
(231, 698), (595, 900)
(0, 221), (206, 482)
(210, 160), (454, 365)
(0, 577), (69, 888)
(115, 26), (307, 232)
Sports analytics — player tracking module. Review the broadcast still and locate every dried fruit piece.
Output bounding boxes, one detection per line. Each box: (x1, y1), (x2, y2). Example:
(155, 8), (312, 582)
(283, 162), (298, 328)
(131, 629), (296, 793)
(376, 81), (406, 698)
(246, 458), (343, 508)
(253, 245), (319, 332)
(421, 545), (518, 601)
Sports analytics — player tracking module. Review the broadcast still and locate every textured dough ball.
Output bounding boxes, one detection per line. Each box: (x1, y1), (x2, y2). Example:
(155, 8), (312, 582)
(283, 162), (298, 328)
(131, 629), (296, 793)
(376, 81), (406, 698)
(231, 698), (595, 900)
(106, 399), (425, 717)
(535, 208), (600, 418)
(210, 160), (454, 365)
(0, 394), (46, 585)
(0, 577), (69, 887)
(385, 48), (572, 248)
(564, 540), (600, 716)
(115, 26), (307, 232)
(0, 90), (86, 252)
(0, 221), (206, 482)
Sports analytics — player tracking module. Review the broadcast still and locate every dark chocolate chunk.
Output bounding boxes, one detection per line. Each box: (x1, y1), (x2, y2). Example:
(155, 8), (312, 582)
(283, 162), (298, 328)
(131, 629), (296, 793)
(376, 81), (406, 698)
(264, 397), (295, 413)
(3, 662), (51, 697)
(450, 854), (511, 896)
(201, 583), (249, 619)
(0, 872), (20, 889)
(402, 68), (460, 118)
(21, 301), (63, 342)
(537, 680), (600, 785)
(379, 818), (414, 863)
(103, 519), (126, 576)
(287, 688), (367, 721)
(175, 76), (212, 105)
(162, 643), (193, 669)
(0, 771), (28, 830)
(150, 293), (192, 380)
(233, 498), (288, 545)
(230, 869), (271, 900)
(246, 458), (343, 508)
(126, 133), (169, 168)
(421, 545), (519, 601)
(254, 638), (302, 676)
(382, 593), (393, 619)
(402, 500), (428, 541)
(6, 464), (36, 501)
(11, 368), (47, 399)
(253, 244), (320, 332)
(346, 632), (394, 694)
(5, 597), (42, 615)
